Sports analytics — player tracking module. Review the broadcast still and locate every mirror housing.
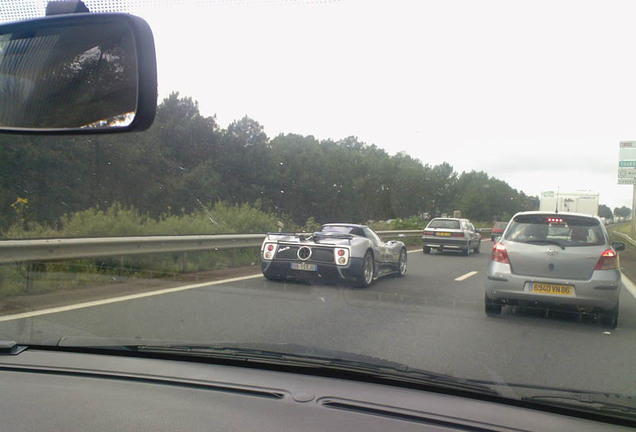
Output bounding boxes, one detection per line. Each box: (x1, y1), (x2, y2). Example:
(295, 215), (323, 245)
(612, 241), (626, 252)
(492, 236), (501, 243)
(0, 13), (157, 134)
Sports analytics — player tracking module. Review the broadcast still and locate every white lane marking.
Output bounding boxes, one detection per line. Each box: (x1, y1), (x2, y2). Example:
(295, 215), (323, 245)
(0, 274), (263, 322)
(621, 274), (636, 299)
(454, 271), (479, 282)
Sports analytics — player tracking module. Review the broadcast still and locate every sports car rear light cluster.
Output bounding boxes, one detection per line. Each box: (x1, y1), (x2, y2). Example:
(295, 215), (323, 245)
(334, 248), (350, 266)
(594, 249), (618, 270)
(491, 242), (510, 264)
(262, 243), (278, 260)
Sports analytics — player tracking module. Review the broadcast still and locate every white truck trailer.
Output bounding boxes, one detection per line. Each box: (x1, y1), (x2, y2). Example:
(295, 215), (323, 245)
(539, 191), (599, 216)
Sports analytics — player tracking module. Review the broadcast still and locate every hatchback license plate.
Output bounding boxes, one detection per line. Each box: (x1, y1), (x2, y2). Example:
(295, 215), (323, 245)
(528, 282), (574, 296)
(436, 232), (451, 236)
(291, 262), (317, 271)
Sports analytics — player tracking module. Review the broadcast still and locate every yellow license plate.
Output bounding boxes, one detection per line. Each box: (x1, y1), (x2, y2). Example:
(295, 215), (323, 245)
(529, 282), (573, 296)
(436, 232), (451, 236)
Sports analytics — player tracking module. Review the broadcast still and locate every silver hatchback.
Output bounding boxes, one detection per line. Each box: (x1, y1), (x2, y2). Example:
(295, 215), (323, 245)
(485, 211), (625, 328)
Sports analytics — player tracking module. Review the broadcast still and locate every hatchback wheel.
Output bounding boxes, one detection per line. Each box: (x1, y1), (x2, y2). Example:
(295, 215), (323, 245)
(485, 293), (502, 316)
(423, 246), (430, 254)
(600, 302), (619, 329)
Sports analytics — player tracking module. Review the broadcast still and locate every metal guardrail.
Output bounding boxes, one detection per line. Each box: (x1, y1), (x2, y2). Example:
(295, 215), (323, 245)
(613, 231), (636, 247)
(0, 228), (491, 265)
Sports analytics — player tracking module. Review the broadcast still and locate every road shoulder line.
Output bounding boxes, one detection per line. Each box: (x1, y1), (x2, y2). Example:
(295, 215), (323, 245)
(0, 274), (263, 322)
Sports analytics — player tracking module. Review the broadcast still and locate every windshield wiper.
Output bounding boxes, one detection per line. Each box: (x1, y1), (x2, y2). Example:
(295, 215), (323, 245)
(522, 394), (636, 420)
(133, 343), (500, 396)
(41, 338), (498, 396)
(522, 239), (565, 249)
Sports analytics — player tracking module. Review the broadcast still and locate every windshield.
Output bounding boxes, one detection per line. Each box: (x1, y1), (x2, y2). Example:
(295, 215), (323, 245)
(319, 225), (355, 235)
(1, 0), (636, 423)
(427, 219), (461, 229)
(505, 214), (606, 247)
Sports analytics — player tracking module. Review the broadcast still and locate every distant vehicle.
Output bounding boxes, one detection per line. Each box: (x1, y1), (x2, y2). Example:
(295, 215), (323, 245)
(491, 221), (508, 242)
(422, 218), (481, 256)
(485, 211), (625, 328)
(540, 191), (599, 216)
(261, 224), (407, 287)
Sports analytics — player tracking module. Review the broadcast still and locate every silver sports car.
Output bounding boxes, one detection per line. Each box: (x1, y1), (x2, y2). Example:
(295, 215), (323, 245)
(261, 223), (407, 287)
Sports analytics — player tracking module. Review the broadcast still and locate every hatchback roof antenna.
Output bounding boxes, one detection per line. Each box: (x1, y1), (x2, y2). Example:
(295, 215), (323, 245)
(555, 187), (559, 214)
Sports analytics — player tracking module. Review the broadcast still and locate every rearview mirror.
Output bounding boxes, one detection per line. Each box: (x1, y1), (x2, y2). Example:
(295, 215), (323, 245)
(0, 13), (157, 133)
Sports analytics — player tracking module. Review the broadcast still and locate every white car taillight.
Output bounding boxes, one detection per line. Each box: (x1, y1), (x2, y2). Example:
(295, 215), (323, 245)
(262, 243), (278, 260)
(594, 249), (618, 270)
(490, 242), (510, 264)
(334, 248), (350, 266)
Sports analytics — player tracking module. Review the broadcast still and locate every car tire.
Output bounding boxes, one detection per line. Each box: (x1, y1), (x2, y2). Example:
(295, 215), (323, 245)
(396, 248), (407, 277)
(485, 292), (502, 316)
(600, 302), (619, 329)
(473, 242), (480, 254)
(263, 271), (283, 282)
(355, 250), (375, 288)
(462, 246), (469, 256)
(423, 246), (431, 254)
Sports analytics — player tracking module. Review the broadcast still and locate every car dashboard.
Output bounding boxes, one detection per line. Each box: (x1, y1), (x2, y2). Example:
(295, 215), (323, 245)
(0, 348), (630, 432)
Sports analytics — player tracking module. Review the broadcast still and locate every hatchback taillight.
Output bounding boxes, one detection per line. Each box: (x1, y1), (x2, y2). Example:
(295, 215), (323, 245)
(423, 230), (434, 235)
(451, 232), (464, 237)
(594, 249), (618, 270)
(491, 242), (510, 264)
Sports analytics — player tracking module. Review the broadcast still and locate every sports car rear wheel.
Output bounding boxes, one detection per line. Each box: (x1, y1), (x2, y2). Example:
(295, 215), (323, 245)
(397, 248), (407, 277)
(355, 251), (375, 288)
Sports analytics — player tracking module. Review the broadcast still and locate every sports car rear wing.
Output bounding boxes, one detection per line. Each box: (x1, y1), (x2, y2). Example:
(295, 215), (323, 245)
(265, 232), (354, 245)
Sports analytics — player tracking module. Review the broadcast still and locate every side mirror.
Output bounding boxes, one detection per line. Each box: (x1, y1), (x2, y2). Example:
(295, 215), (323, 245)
(612, 242), (626, 252)
(397, 233), (406, 238)
(0, 13), (157, 133)
(492, 236), (501, 243)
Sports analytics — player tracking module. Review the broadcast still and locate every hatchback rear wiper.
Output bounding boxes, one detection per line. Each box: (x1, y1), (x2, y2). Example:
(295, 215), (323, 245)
(522, 239), (565, 249)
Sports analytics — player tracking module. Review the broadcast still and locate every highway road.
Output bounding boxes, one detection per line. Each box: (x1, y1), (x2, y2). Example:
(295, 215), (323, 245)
(1, 242), (636, 395)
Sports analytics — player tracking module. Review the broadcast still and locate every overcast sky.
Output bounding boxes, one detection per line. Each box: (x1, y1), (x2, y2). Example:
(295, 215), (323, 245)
(133, 0), (636, 209)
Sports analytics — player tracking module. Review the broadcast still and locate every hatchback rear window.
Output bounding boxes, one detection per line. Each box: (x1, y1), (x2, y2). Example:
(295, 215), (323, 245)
(427, 219), (460, 229)
(504, 214), (605, 246)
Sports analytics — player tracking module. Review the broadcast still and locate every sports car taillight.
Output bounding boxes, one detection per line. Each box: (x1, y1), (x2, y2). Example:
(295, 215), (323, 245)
(262, 243), (278, 260)
(334, 248), (350, 266)
(594, 249), (618, 270)
(491, 242), (510, 264)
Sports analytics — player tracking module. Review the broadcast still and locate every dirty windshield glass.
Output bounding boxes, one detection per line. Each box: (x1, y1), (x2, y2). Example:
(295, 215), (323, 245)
(1, 0), (636, 422)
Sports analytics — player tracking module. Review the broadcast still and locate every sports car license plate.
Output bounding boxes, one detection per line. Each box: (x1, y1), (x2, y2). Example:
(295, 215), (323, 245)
(527, 282), (574, 296)
(436, 232), (451, 236)
(290, 262), (317, 271)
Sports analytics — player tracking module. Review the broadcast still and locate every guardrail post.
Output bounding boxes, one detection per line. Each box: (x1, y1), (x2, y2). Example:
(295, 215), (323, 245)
(181, 252), (188, 273)
(25, 263), (33, 294)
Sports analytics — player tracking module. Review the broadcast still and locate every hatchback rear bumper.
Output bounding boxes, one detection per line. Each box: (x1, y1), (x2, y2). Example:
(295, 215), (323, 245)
(485, 261), (620, 311)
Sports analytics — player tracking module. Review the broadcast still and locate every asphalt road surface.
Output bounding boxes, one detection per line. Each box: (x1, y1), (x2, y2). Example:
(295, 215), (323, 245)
(1, 242), (636, 395)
